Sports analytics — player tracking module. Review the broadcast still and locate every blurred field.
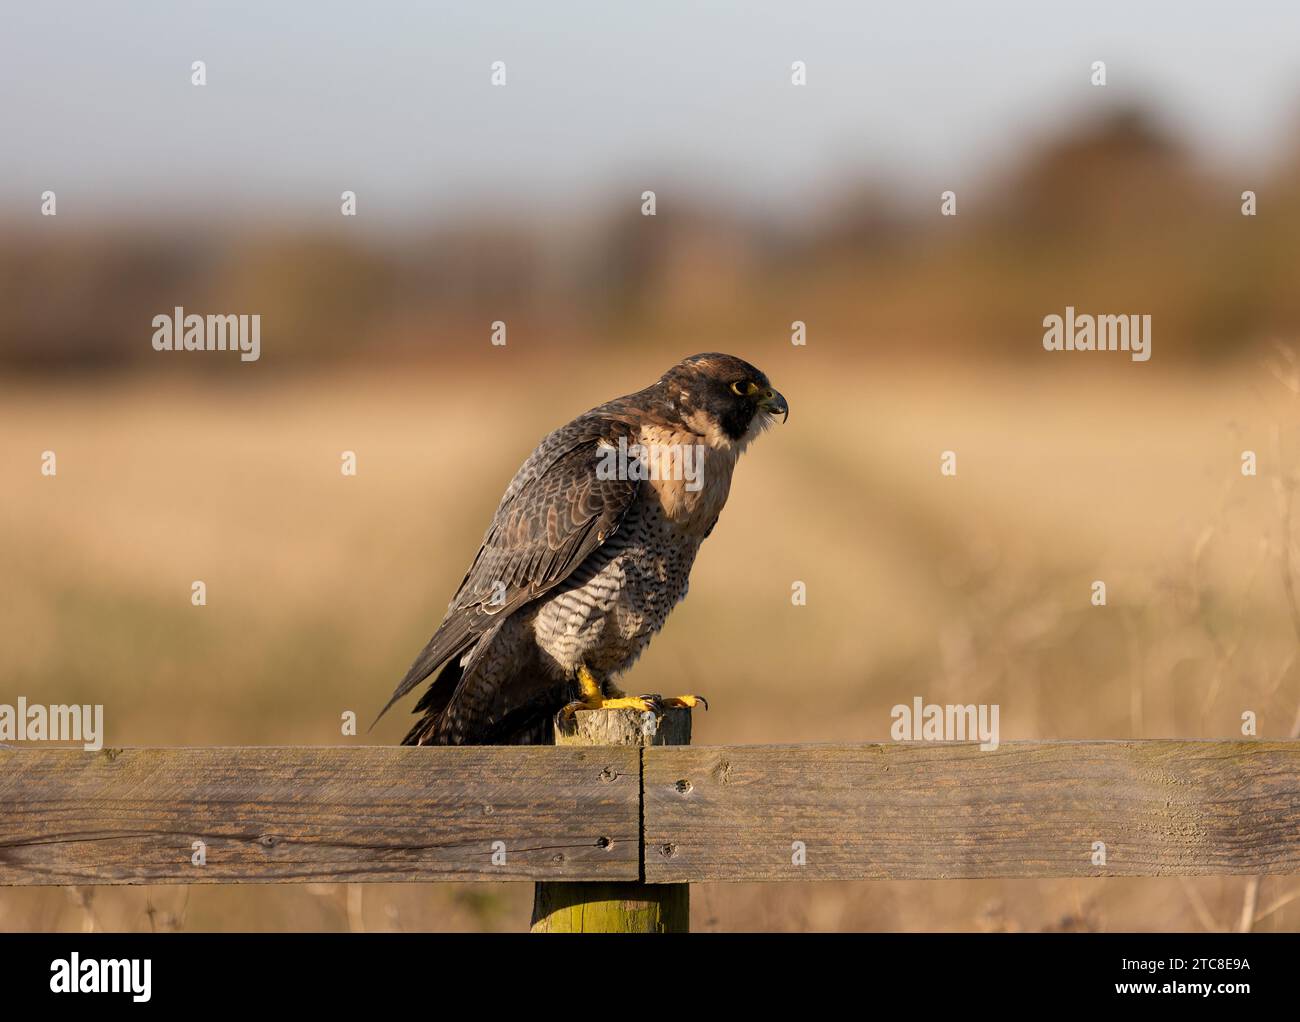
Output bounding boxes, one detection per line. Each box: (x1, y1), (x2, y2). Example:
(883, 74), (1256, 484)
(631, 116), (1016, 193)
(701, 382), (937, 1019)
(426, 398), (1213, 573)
(3, 350), (1298, 931)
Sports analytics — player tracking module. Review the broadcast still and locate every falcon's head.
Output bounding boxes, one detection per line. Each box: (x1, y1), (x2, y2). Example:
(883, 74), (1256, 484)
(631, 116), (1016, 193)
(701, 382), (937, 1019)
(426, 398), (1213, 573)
(656, 352), (788, 450)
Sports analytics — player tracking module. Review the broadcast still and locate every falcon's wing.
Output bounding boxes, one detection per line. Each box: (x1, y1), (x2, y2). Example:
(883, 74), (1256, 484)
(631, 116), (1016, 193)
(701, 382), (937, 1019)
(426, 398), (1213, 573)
(374, 417), (639, 724)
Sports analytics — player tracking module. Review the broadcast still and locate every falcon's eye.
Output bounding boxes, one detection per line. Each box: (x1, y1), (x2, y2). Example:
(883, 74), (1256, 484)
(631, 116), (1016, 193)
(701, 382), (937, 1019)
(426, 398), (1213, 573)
(730, 380), (760, 398)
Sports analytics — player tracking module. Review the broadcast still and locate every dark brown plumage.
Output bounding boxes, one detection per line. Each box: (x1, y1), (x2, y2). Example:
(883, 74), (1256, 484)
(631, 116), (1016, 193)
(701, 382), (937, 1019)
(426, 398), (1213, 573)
(375, 353), (787, 745)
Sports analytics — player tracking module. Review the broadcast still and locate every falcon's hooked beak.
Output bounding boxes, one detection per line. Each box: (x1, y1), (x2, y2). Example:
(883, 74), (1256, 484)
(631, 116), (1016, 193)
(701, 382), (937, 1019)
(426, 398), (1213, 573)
(758, 386), (789, 423)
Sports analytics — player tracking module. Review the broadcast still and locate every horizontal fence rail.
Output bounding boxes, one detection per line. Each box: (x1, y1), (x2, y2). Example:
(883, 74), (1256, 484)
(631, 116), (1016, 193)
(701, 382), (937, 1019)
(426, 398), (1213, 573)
(0, 747), (641, 885)
(644, 741), (1300, 881)
(1, 741), (1297, 886)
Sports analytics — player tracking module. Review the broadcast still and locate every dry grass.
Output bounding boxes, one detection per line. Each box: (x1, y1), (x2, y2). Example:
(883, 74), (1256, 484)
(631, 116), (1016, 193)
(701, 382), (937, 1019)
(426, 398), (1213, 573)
(1, 350), (1297, 931)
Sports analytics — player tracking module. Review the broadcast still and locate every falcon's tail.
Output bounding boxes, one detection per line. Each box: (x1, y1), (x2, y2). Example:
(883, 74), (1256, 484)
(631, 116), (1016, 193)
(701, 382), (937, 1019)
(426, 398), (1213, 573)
(400, 657), (463, 745)
(399, 655), (566, 746)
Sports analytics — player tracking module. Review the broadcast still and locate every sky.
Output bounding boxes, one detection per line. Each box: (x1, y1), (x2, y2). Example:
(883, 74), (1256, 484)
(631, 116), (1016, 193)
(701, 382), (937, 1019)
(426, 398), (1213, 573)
(2, 1), (1298, 227)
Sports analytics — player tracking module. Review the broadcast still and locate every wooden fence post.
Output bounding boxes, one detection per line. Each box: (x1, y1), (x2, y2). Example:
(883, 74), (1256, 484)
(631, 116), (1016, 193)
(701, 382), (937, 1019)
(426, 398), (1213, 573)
(529, 706), (691, 933)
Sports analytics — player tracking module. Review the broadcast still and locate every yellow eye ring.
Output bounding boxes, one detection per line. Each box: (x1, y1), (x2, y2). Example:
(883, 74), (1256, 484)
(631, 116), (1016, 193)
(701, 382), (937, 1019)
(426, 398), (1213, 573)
(731, 380), (760, 397)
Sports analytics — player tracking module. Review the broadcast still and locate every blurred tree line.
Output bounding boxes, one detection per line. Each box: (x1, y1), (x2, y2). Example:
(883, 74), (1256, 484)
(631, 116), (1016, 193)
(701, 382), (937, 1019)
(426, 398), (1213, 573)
(2, 107), (1297, 372)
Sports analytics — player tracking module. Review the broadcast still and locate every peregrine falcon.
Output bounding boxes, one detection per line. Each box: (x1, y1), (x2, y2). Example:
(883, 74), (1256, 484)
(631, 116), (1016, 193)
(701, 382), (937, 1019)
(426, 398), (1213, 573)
(376, 352), (788, 745)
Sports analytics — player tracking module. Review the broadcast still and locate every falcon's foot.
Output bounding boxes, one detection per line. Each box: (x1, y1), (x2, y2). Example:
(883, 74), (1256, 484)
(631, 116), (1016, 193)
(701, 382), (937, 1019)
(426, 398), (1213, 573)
(604, 678), (708, 712)
(559, 665), (708, 720)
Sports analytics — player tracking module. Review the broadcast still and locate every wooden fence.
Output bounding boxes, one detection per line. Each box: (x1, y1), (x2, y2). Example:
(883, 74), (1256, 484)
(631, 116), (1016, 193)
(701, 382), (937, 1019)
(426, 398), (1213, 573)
(3, 739), (1297, 887)
(2, 704), (1297, 933)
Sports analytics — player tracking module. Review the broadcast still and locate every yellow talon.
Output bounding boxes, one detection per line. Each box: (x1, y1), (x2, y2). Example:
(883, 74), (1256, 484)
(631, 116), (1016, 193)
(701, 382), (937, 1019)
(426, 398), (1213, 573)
(560, 666), (707, 720)
(562, 666), (651, 719)
(662, 695), (708, 710)
(592, 696), (660, 713)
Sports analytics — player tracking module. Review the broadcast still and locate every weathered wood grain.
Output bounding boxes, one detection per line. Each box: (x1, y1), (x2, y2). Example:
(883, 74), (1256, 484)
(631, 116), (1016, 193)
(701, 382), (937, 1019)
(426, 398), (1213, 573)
(643, 741), (1300, 882)
(0, 746), (640, 885)
(7, 740), (1295, 888)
